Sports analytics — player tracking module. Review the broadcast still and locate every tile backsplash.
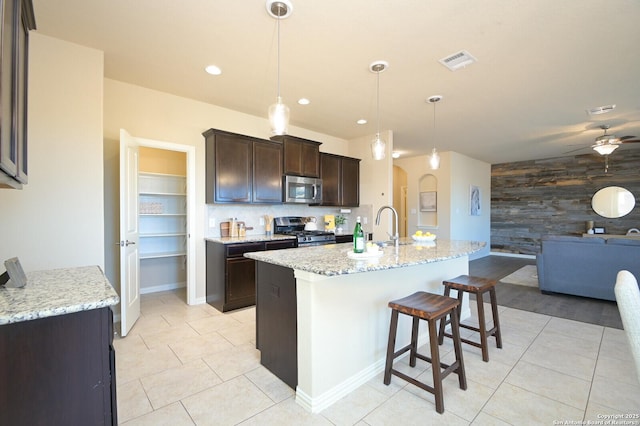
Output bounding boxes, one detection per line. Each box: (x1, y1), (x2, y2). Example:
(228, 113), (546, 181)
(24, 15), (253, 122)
(205, 204), (374, 237)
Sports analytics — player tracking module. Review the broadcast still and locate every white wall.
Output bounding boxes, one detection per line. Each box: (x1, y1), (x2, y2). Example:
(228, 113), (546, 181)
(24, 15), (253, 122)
(0, 34), (105, 272)
(348, 130), (394, 241)
(449, 152), (491, 259)
(394, 151), (491, 259)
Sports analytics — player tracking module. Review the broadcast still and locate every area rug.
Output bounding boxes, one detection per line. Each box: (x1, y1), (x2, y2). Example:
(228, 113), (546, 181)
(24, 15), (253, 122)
(499, 265), (538, 288)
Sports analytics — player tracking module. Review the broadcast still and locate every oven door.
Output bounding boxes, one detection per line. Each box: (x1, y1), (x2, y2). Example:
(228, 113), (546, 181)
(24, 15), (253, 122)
(284, 175), (322, 204)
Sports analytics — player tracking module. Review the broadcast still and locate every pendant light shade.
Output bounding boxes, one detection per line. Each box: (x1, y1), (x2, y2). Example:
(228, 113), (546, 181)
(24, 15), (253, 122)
(370, 61), (388, 160)
(371, 134), (386, 160)
(429, 147), (440, 169)
(269, 96), (290, 136)
(427, 95), (442, 170)
(267, 0), (292, 135)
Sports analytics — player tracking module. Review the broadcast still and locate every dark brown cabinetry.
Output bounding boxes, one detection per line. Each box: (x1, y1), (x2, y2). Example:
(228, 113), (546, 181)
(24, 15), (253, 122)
(255, 261), (297, 389)
(206, 239), (296, 312)
(320, 153), (360, 206)
(271, 135), (321, 178)
(0, 307), (117, 425)
(0, 0), (35, 189)
(204, 128), (283, 204)
(335, 234), (353, 244)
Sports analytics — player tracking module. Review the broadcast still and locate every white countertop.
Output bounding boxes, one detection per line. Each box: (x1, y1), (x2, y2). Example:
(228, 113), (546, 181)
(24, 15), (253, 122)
(244, 238), (485, 276)
(0, 265), (120, 325)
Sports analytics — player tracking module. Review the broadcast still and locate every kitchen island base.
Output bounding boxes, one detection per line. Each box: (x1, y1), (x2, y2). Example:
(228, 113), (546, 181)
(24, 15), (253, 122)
(255, 255), (470, 413)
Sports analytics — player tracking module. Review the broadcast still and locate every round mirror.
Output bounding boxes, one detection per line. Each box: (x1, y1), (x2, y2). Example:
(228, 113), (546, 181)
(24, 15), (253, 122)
(591, 186), (636, 218)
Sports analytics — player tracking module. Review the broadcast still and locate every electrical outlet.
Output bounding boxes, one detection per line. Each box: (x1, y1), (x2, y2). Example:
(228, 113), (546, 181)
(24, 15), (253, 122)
(259, 217), (265, 226)
(362, 217), (368, 225)
(208, 217), (216, 228)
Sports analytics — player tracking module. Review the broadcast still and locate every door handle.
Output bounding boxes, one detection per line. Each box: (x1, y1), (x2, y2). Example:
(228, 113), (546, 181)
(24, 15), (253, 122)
(117, 240), (137, 247)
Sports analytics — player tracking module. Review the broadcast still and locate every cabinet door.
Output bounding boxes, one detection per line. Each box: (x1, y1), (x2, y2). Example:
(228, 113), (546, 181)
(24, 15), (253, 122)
(341, 157), (360, 207)
(0, 0), (17, 179)
(14, 0), (30, 184)
(300, 142), (320, 177)
(283, 139), (303, 176)
(253, 140), (283, 203)
(213, 133), (252, 203)
(226, 257), (256, 309)
(0, 0), (33, 188)
(320, 153), (341, 206)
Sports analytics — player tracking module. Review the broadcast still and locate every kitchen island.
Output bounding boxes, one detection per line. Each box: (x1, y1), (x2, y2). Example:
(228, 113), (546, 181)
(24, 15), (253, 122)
(0, 266), (120, 424)
(245, 238), (485, 413)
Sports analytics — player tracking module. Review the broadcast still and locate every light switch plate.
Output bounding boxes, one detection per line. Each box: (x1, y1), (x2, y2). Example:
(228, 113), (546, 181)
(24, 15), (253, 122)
(208, 217), (216, 228)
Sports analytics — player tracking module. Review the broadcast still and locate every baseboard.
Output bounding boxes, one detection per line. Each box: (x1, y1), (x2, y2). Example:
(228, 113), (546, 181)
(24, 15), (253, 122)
(490, 251), (536, 260)
(295, 328), (438, 413)
(192, 296), (207, 305)
(140, 282), (186, 295)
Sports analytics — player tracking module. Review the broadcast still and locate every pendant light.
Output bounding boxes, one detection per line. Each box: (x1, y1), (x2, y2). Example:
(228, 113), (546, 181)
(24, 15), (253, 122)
(427, 95), (442, 170)
(266, 0), (293, 135)
(370, 61), (388, 160)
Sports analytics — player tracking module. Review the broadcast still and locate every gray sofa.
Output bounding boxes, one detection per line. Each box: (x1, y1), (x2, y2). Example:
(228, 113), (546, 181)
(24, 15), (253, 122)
(536, 235), (640, 301)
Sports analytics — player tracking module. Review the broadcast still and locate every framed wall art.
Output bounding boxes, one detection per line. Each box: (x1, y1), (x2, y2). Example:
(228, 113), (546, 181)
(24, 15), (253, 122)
(420, 191), (437, 212)
(470, 185), (481, 216)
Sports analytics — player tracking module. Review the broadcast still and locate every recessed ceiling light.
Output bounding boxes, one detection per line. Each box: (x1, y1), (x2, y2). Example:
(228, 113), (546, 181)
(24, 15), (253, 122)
(298, 98), (310, 105)
(205, 65), (222, 75)
(356, 119), (367, 125)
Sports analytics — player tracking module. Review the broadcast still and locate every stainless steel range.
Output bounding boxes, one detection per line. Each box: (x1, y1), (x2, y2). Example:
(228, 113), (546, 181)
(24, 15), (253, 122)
(273, 216), (336, 246)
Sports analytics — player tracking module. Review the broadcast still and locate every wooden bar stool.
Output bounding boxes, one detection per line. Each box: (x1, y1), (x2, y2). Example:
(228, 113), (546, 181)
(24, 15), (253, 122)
(383, 291), (467, 414)
(438, 275), (502, 362)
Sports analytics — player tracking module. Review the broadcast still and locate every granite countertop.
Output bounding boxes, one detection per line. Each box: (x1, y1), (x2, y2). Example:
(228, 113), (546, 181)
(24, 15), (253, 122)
(244, 238), (485, 276)
(205, 234), (297, 244)
(0, 265), (120, 325)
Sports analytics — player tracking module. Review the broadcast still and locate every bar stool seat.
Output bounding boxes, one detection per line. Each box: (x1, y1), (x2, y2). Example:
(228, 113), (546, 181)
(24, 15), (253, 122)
(383, 291), (467, 414)
(438, 275), (502, 362)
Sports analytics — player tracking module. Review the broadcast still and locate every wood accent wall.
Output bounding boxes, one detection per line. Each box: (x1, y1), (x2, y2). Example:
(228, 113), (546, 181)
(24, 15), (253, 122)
(491, 150), (640, 255)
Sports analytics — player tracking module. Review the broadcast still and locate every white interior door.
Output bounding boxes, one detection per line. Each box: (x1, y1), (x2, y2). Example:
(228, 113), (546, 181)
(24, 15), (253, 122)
(119, 129), (140, 336)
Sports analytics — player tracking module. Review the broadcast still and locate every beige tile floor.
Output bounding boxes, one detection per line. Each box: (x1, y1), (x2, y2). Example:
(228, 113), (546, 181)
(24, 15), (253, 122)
(115, 289), (640, 425)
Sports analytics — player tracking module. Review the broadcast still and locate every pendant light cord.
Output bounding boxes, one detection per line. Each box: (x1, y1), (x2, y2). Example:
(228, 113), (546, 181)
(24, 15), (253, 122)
(276, 14), (281, 99)
(432, 100), (436, 149)
(376, 70), (380, 137)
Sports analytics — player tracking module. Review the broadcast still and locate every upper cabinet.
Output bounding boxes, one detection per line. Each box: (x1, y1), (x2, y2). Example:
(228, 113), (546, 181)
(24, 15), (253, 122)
(320, 153), (360, 207)
(271, 135), (321, 178)
(0, 0), (35, 189)
(204, 128), (283, 204)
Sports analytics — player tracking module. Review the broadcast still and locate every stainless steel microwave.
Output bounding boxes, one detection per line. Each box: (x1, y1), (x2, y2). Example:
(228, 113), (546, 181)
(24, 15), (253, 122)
(284, 175), (322, 204)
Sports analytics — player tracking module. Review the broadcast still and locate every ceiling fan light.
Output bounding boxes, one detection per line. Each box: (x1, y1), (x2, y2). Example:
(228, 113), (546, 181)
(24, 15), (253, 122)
(592, 143), (618, 156)
(371, 134), (386, 160)
(429, 148), (440, 169)
(269, 96), (290, 135)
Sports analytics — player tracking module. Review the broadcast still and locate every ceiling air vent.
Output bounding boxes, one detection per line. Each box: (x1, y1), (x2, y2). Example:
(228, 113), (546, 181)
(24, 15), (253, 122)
(439, 50), (477, 71)
(586, 104), (616, 115)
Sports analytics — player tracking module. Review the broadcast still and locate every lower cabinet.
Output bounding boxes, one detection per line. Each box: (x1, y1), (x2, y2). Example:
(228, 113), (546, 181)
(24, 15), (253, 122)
(206, 239), (296, 312)
(0, 307), (117, 425)
(255, 261), (297, 389)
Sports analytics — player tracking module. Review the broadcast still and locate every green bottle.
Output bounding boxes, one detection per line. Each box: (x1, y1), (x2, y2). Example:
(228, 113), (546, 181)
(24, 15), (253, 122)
(353, 216), (365, 253)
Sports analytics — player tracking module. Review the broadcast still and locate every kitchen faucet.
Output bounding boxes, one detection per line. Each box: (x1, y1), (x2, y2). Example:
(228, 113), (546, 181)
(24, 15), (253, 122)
(375, 205), (399, 249)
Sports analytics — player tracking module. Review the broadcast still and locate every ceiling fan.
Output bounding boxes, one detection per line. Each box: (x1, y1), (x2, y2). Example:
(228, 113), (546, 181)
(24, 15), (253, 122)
(562, 124), (640, 173)
(590, 125), (640, 156)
